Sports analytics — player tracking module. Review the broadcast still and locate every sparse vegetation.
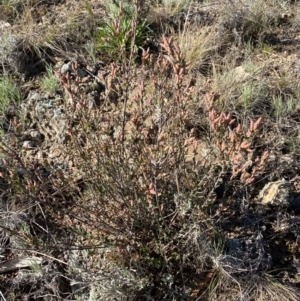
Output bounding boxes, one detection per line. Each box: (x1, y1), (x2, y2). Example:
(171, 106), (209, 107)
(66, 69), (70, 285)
(0, 0), (300, 300)
(40, 65), (59, 95)
(0, 75), (21, 114)
(95, 3), (152, 61)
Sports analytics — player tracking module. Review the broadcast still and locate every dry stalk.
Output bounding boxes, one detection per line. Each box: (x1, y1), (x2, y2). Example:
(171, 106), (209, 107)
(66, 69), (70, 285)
(206, 91), (269, 184)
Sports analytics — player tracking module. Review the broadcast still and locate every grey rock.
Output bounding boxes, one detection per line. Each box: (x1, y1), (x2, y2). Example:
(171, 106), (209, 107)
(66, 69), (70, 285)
(22, 140), (35, 149)
(22, 90), (68, 144)
(17, 168), (33, 178)
(226, 233), (272, 272)
(30, 130), (42, 141)
(0, 26), (19, 70)
(0, 22), (39, 75)
(60, 61), (73, 74)
(259, 179), (293, 206)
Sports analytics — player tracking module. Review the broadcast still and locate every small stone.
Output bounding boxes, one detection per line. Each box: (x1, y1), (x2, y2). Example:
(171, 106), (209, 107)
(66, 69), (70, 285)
(259, 179), (292, 206)
(233, 66), (251, 83)
(36, 150), (45, 160)
(17, 168), (33, 178)
(60, 61), (73, 74)
(30, 130), (42, 140)
(48, 148), (61, 158)
(22, 140), (35, 149)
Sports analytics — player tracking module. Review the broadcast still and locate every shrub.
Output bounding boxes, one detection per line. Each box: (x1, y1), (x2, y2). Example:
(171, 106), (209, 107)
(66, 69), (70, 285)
(2, 2), (300, 299)
(52, 35), (220, 300)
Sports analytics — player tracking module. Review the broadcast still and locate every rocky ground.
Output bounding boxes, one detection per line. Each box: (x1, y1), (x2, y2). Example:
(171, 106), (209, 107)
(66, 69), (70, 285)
(0, 0), (300, 300)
